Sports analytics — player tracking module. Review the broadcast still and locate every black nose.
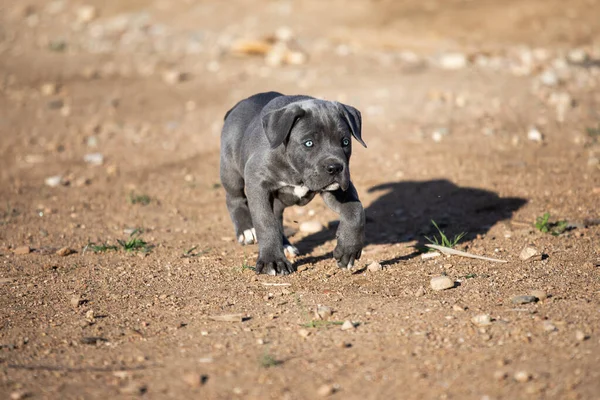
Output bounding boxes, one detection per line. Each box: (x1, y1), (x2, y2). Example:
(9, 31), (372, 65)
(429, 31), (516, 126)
(325, 163), (344, 175)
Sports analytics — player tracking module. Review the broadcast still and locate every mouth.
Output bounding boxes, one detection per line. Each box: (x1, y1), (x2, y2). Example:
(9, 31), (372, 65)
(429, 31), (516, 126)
(322, 182), (341, 191)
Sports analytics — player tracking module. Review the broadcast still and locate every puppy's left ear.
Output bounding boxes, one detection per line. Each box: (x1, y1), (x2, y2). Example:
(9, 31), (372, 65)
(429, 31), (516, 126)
(336, 102), (366, 148)
(262, 105), (305, 149)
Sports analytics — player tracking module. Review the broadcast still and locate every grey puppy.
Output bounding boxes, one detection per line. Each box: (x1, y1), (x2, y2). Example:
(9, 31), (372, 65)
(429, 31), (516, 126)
(220, 92), (366, 275)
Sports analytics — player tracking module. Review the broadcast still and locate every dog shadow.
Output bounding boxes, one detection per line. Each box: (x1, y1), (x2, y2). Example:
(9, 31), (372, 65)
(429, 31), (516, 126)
(292, 179), (527, 266)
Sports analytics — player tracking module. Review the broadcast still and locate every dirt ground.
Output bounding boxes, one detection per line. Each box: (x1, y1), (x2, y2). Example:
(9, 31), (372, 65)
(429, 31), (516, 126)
(1, 0), (600, 399)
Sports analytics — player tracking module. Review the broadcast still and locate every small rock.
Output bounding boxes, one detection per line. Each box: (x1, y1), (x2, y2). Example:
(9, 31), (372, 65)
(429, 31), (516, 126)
(83, 153), (104, 166)
(367, 261), (383, 272)
(431, 127), (449, 142)
(10, 391), (29, 400)
(471, 314), (492, 327)
(575, 330), (588, 341)
(514, 371), (531, 383)
(520, 246), (542, 261)
(430, 276), (454, 291)
(47, 99), (64, 109)
(299, 221), (323, 234)
(163, 70), (187, 85)
(317, 384), (336, 397)
(539, 69), (559, 86)
(493, 370), (508, 381)
(511, 295), (538, 305)
(76, 5), (97, 24)
(527, 127), (543, 142)
(85, 309), (95, 322)
(530, 290), (547, 301)
(542, 321), (557, 332)
(183, 373), (208, 387)
(56, 247), (75, 257)
(119, 382), (147, 395)
(44, 175), (63, 187)
(13, 246), (31, 255)
(40, 82), (58, 96)
(421, 251), (441, 259)
(316, 305), (333, 320)
(438, 52), (468, 70)
(71, 295), (82, 308)
(414, 286), (425, 297)
(452, 304), (466, 312)
(298, 329), (311, 338)
(567, 48), (588, 63)
(341, 320), (355, 331)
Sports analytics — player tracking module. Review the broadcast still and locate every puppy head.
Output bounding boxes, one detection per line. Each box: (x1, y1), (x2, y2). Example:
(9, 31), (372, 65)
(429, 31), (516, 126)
(262, 99), (366, 192)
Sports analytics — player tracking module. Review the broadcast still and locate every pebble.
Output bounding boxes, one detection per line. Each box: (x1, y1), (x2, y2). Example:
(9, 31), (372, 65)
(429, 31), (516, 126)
(83, 153), (104, 166)
(493, 370), (508, 381)
(299, 221), (323, 234)
(514, 371), (531, 383)
(70, 295), (82, 308)
(183, 373), (208, 387)
(511, 295), (538, 305)
(367, 261), (383, 272)
(527, 127), (543, 142)
(438, 52), (468, 70)
(56, 247), (75, 256)
(13, 246), (31, 255)
(452, 304), (466, 312)
(163, 70), (187, 85)
(40, 82), (58, 96)
(431, 127), (449, 142)
(567, 48), (588, 63)
(316, 305), (333, 320)
(341, 320), (355, 331)
(44, 175), (63, 187)
(519, 246), (542, 261)
(317, 384), (336, 397)
(575, 330), (588, 341)
(542, 321), (557, 332)
(298, 329), (310, 338)
(119, 382), (147, 395)
(10, 391), (29, 400)
(430, 276), (454, 291)
(539, 69), (559, 86)
(76, 5), (97, 24)
(471, 314), (492, 327)
(421, 251), (441, 259)
(530, 290), (547, 301)
(414, 286), (425, 297)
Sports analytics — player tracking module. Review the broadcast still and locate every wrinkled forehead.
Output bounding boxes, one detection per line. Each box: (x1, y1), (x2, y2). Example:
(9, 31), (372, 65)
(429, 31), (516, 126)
(293, 100), (347, 136)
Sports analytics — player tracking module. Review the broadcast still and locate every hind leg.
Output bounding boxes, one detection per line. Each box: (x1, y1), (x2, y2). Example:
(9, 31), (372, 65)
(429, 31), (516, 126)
(220, 165), (256, 245)
(273, 198), (299, 257)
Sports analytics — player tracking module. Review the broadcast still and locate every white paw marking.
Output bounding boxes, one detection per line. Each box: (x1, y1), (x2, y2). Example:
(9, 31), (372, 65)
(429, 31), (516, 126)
(346, 260), (355, 270)
(267, 268), (276, 276)
(284, 244), (300, 257)
(242, 228), (257, 244)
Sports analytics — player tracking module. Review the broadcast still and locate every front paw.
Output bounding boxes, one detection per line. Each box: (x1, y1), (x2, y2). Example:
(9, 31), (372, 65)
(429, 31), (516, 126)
(333, 241), (363, 270)
(256, 252), (295, 276)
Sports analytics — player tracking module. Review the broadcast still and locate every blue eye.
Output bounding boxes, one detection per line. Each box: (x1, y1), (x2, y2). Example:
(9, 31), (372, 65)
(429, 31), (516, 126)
(342, 138), (350, 147)
(304, 140), (314, 148)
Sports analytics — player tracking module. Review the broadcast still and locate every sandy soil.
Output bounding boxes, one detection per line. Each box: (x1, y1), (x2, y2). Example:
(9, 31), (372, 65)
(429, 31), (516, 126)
(1, 0), (599, 399)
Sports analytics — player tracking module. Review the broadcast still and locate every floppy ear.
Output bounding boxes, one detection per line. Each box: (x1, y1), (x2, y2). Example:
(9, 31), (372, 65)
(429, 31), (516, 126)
(336, 102), (366, 148)
(261, 105), (305, 149)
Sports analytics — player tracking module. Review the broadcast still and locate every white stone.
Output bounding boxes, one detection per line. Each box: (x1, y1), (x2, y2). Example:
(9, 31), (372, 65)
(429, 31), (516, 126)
(367, 261), (383, 272)
(341, 320), (355, 331)
(471, 314), (492, 327)
(430, 276), (454, 291)
(83, 152), (104, 166)
(438, 52), (468, 70)
(527, 127), (543, 142)
(44, 175), (62, 187)
(76, 5), (97, 24)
